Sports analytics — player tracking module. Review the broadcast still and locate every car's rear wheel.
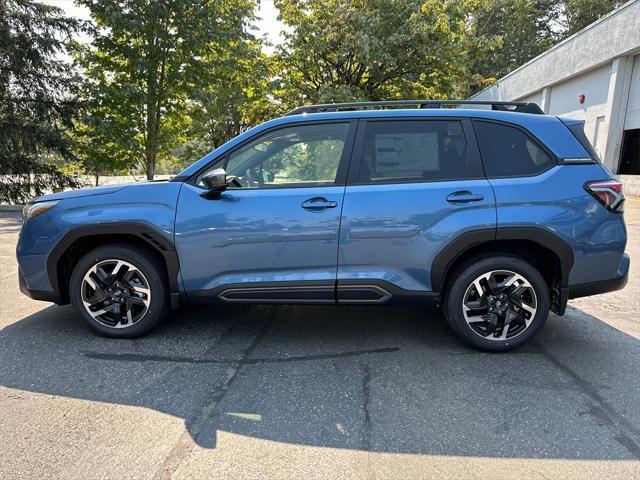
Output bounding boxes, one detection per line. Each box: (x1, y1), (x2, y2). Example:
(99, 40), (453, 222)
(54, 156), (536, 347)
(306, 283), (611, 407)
(69, 244), (168, 338)
(444, 255), (550, 351)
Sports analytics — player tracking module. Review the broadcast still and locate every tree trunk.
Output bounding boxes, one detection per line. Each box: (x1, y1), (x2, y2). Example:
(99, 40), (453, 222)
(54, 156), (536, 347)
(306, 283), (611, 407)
(94, 171), (99, 187)
(146, 150), (156, 180)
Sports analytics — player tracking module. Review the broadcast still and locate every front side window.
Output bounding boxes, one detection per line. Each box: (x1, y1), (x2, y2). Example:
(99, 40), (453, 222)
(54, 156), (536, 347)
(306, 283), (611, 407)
(474, 121), (554, 177)
(219, 123), (350, 189)
(357, 120), (469, 183)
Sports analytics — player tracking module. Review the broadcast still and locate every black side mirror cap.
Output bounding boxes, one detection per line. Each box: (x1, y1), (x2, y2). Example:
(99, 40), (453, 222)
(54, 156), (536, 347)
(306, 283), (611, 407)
(200, 168), (227, 199)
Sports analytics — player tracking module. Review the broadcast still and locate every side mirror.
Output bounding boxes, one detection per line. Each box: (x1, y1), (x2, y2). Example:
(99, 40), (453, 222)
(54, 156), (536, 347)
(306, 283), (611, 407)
(201, 168), (227, 199)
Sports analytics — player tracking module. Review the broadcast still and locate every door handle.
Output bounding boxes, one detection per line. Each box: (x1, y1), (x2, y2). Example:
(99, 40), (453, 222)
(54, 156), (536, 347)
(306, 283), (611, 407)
(446, 191), (484, 204)
(301, 197), (338, 211)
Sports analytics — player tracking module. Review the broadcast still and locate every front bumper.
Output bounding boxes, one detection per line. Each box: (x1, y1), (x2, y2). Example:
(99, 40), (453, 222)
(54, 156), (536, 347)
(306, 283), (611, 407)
(18, 269), (62, 304)
(568, 253), (630, 299)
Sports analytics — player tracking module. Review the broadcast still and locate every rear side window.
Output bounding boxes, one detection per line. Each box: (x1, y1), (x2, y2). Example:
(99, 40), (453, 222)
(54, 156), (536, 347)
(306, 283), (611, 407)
(474, 121), (555, 177)
(357, 120), (470, 183)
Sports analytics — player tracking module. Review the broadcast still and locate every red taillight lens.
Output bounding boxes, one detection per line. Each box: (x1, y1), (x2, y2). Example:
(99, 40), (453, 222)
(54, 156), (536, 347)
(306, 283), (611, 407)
(585, 180), (625, 212)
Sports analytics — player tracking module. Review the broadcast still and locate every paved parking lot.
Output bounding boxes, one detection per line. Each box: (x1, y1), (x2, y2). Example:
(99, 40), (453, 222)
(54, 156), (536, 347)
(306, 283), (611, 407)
(1, 201), (639, 480)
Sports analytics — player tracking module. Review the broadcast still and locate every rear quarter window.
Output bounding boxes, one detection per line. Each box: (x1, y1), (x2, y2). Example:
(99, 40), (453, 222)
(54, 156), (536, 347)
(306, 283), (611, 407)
(474, 121), (555, 177)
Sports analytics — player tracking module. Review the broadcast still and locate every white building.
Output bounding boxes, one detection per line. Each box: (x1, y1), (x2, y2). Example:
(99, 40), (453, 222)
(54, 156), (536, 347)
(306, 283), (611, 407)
(470, 0), (640, 190)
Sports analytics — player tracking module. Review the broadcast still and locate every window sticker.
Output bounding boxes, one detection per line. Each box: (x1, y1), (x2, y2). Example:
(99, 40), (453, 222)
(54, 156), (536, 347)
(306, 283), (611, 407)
(373, 132), (439, 177)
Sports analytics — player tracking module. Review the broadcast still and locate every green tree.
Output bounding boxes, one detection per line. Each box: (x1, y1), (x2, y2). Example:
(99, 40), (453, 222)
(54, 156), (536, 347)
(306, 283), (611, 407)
(77, 0), (256, 180)
(74, 109), (132, 186)
(179, 36), (274, 165)
(0, 0), (85, 204)
(464, 0), (562, 96)
(562, 0), (621, 36)
(272, 0), (475, 106)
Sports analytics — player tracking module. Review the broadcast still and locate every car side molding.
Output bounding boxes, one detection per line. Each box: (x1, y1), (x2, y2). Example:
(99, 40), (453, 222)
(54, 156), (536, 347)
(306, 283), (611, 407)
(188, 279), (440, 307)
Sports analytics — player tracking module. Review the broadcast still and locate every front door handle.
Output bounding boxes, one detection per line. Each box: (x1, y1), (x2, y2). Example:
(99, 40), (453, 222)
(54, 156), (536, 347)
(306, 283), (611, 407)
(301, 197), (338, 211)
(446, 191), (484, 204)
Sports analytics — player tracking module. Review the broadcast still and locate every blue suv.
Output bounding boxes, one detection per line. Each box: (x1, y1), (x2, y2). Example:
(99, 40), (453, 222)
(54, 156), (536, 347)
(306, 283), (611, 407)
(17, 100), (629, 351)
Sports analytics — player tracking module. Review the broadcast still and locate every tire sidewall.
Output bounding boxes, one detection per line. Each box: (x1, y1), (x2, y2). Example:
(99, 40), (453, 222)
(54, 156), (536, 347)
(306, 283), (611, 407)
(445, 255), (550, 351)
(69, 245), (168, 338)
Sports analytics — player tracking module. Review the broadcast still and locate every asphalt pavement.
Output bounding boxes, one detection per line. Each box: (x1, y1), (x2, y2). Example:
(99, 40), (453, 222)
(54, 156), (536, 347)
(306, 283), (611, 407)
(1, 200), (639, 480)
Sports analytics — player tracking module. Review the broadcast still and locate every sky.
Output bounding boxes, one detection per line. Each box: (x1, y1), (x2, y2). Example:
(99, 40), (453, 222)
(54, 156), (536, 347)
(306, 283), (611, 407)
(41, 0), (285, 53)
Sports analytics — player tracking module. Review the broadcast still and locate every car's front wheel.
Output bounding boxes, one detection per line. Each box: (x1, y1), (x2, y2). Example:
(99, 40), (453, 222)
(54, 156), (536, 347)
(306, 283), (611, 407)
(444, 255), (550, 351)
(69, 244), (169, 338)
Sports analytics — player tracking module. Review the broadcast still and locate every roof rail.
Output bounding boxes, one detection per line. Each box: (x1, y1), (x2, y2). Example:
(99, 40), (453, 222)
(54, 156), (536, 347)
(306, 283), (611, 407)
(285, 100), (544, 116)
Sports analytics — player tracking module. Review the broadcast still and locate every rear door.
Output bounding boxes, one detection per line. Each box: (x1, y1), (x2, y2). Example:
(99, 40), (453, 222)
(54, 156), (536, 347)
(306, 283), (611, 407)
(337, 118), (496, 300)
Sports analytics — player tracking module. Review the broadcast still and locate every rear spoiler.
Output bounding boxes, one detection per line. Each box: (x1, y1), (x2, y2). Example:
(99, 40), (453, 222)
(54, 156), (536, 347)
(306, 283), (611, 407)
(558, 118), (601, 164)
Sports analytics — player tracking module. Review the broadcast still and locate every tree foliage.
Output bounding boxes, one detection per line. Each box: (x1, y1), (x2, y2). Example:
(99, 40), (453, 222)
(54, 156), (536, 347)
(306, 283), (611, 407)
(179, 37), (274, 165)
(463, 0), (621, 96)
(77, 0), (257, 179)
(464, 0), (563, 95)
(0, 0), (85, 203)
(273, 0), (475, 106)
(562, 0), (622, 36)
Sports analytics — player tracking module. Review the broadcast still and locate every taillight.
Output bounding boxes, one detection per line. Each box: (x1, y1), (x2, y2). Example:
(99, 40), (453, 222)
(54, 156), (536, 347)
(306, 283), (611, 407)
(585, 180), (625, 213)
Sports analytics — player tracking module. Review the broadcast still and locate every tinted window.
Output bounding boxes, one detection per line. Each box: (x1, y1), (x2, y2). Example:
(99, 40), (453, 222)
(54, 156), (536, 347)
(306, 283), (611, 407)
(358, 120), (469, 183)
(474, 121), (554, 177)
(200, 123), (350, 189)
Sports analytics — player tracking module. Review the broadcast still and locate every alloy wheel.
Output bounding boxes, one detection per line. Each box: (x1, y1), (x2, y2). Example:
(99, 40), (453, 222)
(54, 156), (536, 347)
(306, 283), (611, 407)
(81, 259), (151, 329)
(462, 270), (537, 341)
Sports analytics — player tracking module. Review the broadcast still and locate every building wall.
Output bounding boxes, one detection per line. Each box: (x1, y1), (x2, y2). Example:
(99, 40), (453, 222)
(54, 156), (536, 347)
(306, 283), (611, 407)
(470, 0), (640, 173)
(625, 54), (640, 130)
(519, 90), (543, 107)
(545, 64), (612, 158)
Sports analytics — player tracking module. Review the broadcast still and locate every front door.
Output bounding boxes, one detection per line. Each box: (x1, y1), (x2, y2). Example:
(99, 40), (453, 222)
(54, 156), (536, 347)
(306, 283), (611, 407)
(337, 118), (496, 300)
(175, 121), (356, 303)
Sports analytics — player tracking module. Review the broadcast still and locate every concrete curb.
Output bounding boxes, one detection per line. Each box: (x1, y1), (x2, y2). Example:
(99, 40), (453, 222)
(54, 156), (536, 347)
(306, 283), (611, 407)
(620, 175), (640, 197)
(0, 205), (24, 212)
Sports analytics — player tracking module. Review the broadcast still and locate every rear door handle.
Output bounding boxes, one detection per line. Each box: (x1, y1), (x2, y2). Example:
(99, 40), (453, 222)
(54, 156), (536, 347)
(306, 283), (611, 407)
(446, 191), (484, 204)
(302, 197), (338, 211)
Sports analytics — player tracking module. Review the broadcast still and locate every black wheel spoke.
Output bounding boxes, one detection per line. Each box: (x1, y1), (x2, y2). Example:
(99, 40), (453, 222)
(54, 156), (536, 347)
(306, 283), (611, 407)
(126, 295), (145, 306)
(85, 290), (107, 306)
(465, 297), (488, 311)
(508, 284), (527, 301)
(481, 313), (498, 336)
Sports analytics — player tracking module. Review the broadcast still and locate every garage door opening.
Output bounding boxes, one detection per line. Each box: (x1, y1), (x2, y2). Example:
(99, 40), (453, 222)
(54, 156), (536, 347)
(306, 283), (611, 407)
(619, 129), (640, 174)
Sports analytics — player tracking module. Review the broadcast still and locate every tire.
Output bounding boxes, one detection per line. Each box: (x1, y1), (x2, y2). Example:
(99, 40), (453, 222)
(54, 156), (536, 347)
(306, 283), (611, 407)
(443, 255), (550, 352)
(69, 243), (169, 338)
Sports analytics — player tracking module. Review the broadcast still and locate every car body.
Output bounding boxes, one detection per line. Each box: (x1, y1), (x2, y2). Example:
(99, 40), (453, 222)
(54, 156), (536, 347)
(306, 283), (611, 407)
(17, 101), (629, 350)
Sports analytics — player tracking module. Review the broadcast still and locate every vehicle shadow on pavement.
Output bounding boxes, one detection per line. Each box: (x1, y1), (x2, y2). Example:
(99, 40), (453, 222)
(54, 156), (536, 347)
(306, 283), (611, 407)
(1, 302), (639, 460)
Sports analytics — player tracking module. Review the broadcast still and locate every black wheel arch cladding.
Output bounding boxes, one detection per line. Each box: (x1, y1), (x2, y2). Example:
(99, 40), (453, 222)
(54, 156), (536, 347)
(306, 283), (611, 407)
(431, 226), (574, 292)
(46, 221), (180, 304)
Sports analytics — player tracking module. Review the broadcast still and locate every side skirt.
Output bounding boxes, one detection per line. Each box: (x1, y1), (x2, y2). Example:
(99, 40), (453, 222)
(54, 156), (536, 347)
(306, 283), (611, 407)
(188, 280), (440, 307)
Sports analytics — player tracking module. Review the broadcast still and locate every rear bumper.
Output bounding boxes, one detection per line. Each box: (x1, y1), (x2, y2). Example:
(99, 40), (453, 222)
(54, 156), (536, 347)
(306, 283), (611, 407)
(18, 269), (62, 304)
(568, 253), (630, 299)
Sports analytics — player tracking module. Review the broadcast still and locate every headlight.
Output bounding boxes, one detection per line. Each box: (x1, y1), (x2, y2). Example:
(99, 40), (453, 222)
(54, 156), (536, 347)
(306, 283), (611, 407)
(22, 200), (60, 222)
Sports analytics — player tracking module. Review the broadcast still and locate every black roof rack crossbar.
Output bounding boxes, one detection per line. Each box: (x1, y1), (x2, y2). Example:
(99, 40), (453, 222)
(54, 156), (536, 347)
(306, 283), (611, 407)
(285, 100), (544, 116)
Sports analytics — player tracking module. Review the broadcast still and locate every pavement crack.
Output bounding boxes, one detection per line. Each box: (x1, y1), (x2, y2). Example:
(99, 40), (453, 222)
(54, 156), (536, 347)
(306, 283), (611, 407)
(362, 364), (372, 452)
(84, 347), (399, 365)
(536, 342), (640, 459)
(153, 308), (275, 480)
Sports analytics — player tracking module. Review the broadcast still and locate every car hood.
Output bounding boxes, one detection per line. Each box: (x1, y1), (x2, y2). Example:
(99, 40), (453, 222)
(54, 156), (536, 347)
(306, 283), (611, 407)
(32, 182), (165, 202)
